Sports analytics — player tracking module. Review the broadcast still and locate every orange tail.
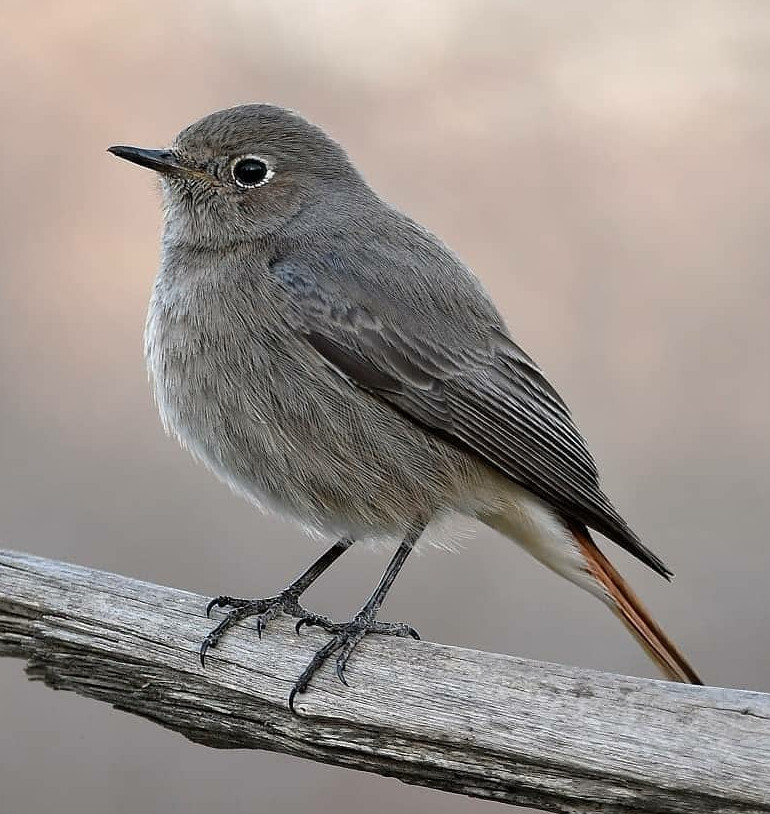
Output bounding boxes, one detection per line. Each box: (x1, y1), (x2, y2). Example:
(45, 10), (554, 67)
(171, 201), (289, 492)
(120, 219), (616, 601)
(569, 522), (703, 685)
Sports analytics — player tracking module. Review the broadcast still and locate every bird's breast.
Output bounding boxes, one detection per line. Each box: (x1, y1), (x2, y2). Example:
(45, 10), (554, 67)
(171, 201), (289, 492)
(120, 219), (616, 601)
(142, 260), (484, 538)
(144, 268), (299, 507)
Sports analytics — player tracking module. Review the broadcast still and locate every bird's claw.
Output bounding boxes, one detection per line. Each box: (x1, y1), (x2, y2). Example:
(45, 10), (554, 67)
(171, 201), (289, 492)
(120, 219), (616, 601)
(200, 590), (307, 665)
(287, 613), (420, 713)
(201, 592), (419, 715)
(295, 614), (418, 640)
(205, 594), (261, 618)
(294, 613), (337, 635)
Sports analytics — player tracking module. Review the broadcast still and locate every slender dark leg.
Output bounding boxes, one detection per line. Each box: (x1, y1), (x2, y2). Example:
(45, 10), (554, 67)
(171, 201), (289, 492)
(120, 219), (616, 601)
(200, 537), (353, 666)
(288, 521), (425, 713)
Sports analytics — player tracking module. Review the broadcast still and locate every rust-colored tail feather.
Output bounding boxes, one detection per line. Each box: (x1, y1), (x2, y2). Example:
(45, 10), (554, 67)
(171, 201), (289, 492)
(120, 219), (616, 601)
(569, 522), (703, 685)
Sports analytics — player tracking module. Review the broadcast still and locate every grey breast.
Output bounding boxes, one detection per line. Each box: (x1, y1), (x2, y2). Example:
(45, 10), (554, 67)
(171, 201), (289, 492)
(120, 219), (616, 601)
(143, 243), (476, 537)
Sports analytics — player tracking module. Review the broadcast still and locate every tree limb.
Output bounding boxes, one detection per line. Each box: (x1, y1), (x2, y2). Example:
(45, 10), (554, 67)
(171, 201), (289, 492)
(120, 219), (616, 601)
(1, 549), (768, 813)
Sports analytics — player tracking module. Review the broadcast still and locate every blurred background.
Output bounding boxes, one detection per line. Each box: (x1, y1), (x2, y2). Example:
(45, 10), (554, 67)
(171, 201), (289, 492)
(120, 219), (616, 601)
(1, 1), (769, 812)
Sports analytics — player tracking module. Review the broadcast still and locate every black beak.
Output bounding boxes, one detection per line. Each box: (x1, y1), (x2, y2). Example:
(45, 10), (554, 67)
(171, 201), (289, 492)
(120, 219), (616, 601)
(107, 145), (188, 176)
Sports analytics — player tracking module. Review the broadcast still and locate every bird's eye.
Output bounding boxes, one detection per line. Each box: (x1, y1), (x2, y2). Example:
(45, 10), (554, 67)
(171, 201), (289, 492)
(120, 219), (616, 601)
(231, 156), (272, 188)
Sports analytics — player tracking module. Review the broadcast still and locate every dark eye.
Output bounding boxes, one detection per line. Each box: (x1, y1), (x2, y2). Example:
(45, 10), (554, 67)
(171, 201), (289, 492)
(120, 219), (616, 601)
(231, 156), (271, 188)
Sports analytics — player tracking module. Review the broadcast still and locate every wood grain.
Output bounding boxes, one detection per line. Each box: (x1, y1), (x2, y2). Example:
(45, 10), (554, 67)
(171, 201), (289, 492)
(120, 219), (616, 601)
(1, 549), (768, 813)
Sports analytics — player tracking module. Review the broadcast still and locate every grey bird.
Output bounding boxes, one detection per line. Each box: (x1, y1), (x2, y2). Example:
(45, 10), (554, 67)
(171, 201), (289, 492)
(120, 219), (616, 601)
(108, 104), (702, 710)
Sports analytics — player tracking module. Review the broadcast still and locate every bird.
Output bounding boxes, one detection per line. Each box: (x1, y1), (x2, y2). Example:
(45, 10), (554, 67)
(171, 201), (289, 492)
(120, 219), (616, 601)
(108, 103), (702, 711)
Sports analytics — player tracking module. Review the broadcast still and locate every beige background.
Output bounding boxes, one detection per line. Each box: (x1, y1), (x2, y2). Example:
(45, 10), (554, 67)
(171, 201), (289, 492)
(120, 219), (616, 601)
(1, 2), (769, 813)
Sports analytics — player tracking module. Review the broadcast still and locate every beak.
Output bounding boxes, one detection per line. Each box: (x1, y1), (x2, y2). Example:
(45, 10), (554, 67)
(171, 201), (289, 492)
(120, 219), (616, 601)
(107, 145), (190, 177)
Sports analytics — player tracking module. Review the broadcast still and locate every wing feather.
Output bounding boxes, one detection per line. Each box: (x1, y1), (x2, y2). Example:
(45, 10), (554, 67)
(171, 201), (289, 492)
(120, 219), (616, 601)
(273, 258), (671, 577)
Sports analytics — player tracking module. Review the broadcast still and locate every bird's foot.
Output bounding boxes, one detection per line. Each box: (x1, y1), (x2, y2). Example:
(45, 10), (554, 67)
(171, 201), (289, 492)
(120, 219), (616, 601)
(200, 591), (333, 666)
(288, 611), (419, 713)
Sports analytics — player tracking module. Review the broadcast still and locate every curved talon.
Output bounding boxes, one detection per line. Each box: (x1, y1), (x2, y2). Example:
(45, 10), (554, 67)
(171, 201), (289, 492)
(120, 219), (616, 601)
(200, 639), (210, 668)
(289, 682), (307, 716)
(408, 627), (420, 640)
(335, 659), (348, 686)
(295, 614), (339, 634)
(205, 597), (220, 618)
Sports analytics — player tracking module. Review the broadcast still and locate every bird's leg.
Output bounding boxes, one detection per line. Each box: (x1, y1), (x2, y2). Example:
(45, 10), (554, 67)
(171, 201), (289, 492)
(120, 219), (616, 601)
(200, 537), (353, 666)
(288, 521), (425, 713)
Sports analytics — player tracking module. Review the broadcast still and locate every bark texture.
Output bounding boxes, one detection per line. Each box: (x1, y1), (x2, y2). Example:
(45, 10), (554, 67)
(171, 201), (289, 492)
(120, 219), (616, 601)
(1, 550), (768, 813)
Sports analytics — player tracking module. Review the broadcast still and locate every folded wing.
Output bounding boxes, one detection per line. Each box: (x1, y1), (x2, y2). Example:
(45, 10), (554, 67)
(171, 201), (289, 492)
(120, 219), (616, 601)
(273, 258), (671, 577)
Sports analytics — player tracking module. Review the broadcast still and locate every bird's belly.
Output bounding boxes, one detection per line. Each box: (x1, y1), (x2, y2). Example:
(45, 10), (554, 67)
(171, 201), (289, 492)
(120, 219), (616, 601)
(149, 338), (476, 540)
(151, 354), (316, 521)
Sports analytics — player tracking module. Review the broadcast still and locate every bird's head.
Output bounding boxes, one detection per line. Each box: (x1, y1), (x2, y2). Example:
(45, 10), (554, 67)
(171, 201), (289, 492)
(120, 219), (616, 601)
(109, 104), (363, 247)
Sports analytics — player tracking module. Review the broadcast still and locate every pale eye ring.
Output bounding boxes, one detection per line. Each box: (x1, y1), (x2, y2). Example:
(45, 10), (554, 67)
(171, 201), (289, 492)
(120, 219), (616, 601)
(230, 155), (274, 188)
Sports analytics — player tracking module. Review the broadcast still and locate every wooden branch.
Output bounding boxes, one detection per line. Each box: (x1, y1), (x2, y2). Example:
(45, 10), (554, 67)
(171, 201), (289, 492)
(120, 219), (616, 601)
(1, 550), (768, 814)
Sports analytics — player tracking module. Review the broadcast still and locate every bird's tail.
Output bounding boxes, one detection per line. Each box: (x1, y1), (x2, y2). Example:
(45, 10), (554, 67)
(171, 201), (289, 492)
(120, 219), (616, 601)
(480, 492), (702, 685)
(565, 519), (703, 685)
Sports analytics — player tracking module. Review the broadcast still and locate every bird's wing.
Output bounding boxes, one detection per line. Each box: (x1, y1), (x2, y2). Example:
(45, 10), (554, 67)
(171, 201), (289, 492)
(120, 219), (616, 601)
(271, 257), (670, 577)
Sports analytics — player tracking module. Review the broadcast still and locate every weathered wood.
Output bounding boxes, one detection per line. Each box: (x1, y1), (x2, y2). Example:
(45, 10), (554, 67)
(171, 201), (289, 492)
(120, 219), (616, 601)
(0, 549), (768, 813)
